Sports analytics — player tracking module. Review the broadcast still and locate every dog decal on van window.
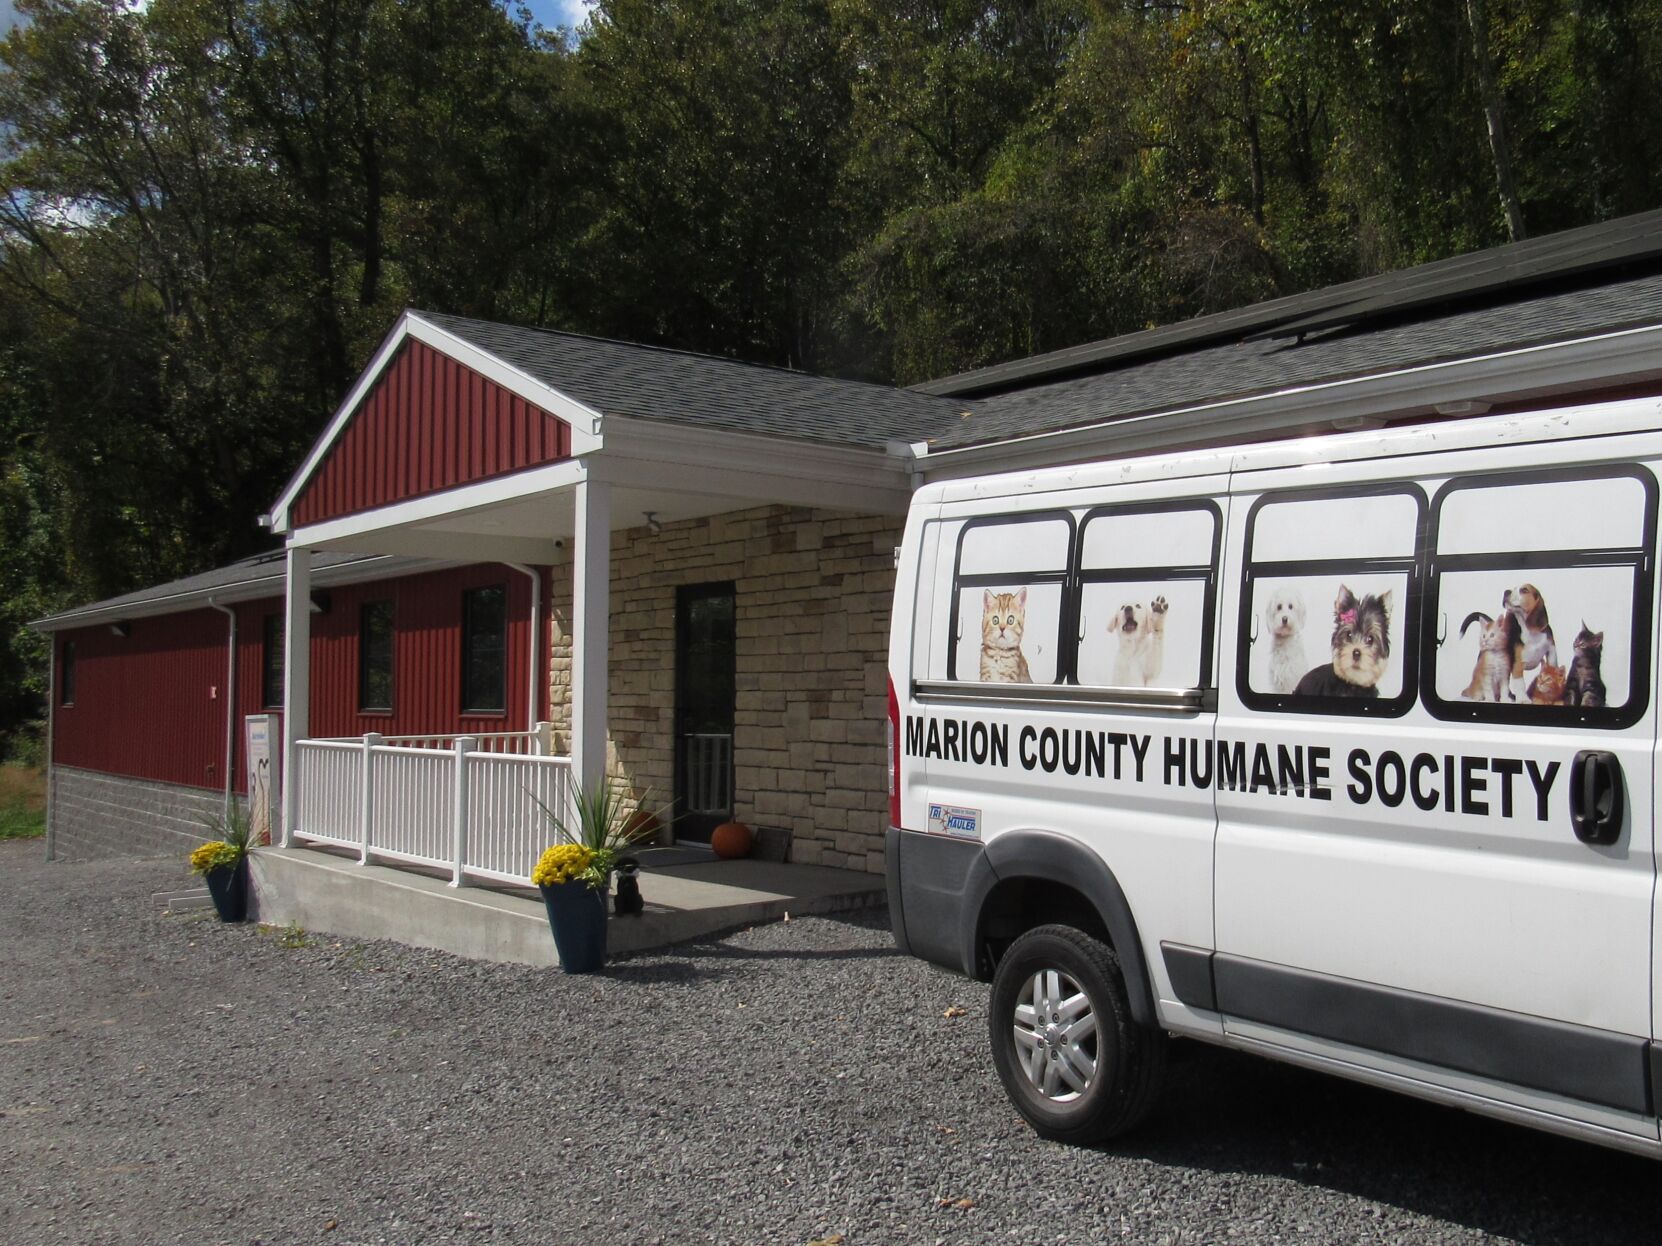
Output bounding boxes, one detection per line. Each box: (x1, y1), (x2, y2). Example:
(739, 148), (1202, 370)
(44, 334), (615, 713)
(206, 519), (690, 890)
(1503, 583), (1558, 692)
(1293, 585), (1393, 697)
(1110, 596), (1168, 687)
(1261, 586), (1309, 694)
(979, 589), (1033, 683)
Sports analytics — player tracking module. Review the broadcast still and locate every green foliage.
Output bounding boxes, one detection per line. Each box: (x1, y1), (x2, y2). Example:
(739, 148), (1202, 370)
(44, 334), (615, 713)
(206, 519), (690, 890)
(0, 762), (45, 839)
(1, 0), (1658, 746)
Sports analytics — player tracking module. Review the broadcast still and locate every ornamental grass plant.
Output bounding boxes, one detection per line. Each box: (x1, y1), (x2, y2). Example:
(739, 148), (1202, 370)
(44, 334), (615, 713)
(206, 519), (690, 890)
(530, 779), (660, 890)
(190, 800), (260, 876)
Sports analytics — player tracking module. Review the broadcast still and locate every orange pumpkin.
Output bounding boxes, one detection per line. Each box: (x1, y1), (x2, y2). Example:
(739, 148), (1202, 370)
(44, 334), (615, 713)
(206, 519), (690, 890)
(710, 821), (753, 859)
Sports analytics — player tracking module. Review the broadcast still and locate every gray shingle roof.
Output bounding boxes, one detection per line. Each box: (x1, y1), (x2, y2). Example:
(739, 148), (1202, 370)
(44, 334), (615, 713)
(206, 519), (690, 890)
(926, 269), (1662, 451)
(415, 311), (970, 451)
(918, 207), (1662, 399)
(31, 552), (422, 631)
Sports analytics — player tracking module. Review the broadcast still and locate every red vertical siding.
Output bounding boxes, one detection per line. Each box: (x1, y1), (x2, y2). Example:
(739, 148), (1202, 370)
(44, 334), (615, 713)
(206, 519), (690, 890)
(57, 563), (553, 795)
(53, 610), (237, 792)
(292, 339), (573, 527)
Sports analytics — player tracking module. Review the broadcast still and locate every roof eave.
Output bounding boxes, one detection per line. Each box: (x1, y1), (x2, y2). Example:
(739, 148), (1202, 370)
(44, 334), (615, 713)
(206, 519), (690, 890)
(914, 320), (1662, 478)
(28, 555), (452, 633)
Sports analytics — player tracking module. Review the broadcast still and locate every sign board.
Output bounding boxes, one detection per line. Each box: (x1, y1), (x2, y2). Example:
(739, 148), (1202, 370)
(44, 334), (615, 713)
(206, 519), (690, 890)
(244, 713), (281, 846)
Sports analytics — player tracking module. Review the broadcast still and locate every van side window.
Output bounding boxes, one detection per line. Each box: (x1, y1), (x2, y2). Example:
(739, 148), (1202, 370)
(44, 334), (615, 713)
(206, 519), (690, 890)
(1423, 466), (1656, 728)
(1074, 502), (1220, 690)
(1239, 485), (1424, 716)
(947, 512), (1074, 685)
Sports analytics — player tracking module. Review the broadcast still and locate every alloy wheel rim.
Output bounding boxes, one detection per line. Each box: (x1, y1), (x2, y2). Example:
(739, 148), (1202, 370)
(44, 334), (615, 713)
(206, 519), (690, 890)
(1012, 967), (1099, 1102)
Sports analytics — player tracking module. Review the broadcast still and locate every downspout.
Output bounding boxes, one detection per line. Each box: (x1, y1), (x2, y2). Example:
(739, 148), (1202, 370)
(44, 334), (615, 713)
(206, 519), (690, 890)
(506, 564), (544, 733)
(208, 600), (237, 819)
(43, 635), (55, 862)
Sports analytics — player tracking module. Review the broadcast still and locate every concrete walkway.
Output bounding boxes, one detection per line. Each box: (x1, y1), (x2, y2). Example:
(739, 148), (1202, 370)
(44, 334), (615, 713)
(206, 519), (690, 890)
(247, 845), (886, 967)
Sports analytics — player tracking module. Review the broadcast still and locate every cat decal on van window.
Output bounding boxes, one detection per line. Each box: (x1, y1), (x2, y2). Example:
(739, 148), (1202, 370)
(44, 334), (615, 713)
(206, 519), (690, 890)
(1294, 586), (1393, 697)
(1452, 582), (1611, 708)
(979, 589), (1033, 683)
(1459, 610), (1519, 702)
(1564, 623), (1606, 707)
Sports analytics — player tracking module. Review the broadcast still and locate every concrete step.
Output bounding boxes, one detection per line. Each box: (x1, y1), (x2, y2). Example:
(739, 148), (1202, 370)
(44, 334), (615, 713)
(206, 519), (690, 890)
(247, 847), (885, 968)
(153, 888), (214, 912)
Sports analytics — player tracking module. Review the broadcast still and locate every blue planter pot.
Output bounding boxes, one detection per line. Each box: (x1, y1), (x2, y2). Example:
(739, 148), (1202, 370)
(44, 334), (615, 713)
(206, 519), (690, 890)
(539, 882), (608, 974)
(204, 860), (249, 923)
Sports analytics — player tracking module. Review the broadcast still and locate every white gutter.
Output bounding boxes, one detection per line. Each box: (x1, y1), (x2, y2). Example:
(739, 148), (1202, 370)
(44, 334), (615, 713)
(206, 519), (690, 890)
(506, 563), (544, 730)
(913, 320), (1662, 478)
(208, 600), (238, 819)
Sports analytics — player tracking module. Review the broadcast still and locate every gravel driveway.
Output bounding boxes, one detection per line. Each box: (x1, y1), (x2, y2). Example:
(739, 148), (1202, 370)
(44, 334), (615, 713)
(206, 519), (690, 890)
(2, 839), (1659, 1245)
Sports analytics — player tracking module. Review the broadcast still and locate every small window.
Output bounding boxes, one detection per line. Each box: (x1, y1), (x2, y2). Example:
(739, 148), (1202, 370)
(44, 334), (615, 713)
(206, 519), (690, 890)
(1074, 501), (1221, 690)
(946, 512), (1074, 684)
(462, 585), (507, 714)
(358, 600), (394, 713)
(1238, 485), (1424, 716)
(1424, 466), (1656, 728)
(262, 615), (285, 709)
(60, 640), (76, 706)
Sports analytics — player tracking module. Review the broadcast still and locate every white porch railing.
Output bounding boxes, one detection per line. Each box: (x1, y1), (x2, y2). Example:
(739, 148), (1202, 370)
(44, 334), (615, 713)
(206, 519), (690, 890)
(292, 734), (572, 888)
(322, 729), (549, 755)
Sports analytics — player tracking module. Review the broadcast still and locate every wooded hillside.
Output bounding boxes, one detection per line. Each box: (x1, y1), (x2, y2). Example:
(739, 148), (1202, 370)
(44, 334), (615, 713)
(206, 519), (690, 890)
(3, 0), (1660, 754)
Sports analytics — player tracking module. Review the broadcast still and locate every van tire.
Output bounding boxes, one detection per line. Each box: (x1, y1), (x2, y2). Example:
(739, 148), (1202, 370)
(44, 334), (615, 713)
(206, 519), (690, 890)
(988, 924), (1166, 1144)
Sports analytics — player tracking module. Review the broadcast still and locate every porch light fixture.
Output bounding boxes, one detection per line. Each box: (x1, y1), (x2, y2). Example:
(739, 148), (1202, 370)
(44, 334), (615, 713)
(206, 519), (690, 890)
(310, 591), (332, 616)
(109, 620), (131, 638)
(644, 511), (663, 535)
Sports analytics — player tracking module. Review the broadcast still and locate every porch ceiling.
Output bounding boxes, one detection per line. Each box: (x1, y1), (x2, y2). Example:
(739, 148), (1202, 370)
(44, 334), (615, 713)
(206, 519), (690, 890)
(285, 416), (914, 561)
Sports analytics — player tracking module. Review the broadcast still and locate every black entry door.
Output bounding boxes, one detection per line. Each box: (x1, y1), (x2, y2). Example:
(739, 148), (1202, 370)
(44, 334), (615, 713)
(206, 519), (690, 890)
(674, 583), (736, 842)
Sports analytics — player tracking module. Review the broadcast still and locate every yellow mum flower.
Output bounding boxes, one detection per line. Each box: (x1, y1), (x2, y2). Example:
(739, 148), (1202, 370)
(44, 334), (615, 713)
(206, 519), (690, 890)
(190, 840), (240, 875)
(531, 843), (594, 888)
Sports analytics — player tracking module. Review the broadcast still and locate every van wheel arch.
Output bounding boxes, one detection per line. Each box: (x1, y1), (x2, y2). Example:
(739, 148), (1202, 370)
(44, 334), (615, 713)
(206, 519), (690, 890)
(962, 830), (1157, 1029)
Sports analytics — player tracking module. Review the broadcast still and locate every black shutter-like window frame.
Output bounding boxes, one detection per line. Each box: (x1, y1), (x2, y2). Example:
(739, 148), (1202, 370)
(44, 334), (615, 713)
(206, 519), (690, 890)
(358, 599), (395, 713)
(462, 585), (507, 715)
(262, 614), (285, 709)
(60, 640), (76, 707)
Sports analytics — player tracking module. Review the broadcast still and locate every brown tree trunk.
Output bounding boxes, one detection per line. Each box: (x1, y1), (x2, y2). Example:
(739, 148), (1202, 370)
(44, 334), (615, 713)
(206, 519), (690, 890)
(1464, 0), (1527, 241)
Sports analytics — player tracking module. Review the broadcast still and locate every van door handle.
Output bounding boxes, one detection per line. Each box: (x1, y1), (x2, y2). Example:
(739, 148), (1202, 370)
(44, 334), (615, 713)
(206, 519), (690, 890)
(1569, 750), (1624, 845)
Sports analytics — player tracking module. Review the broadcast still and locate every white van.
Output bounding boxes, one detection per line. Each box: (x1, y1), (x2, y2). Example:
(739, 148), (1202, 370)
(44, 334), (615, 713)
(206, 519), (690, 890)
(886, 398), (1660, 1156)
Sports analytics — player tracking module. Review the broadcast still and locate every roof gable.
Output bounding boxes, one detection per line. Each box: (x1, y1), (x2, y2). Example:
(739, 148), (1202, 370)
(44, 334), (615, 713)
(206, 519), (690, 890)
(275, 315), (598, 532)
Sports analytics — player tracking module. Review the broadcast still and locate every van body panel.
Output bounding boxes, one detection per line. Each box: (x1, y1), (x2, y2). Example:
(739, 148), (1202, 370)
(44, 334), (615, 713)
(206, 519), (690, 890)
(889, 825), (980, 972)
(901, 473), (1230, 1029)
(1214, 440), (1658, 1138)
(889, 398), (1662, 1155)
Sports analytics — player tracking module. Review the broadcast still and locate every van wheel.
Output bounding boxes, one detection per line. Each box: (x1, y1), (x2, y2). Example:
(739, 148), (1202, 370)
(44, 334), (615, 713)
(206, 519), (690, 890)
(989, 924), (1166, 1144)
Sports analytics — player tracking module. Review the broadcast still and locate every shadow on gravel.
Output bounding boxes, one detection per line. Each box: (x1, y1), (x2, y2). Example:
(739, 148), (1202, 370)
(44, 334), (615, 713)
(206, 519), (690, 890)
(607, 940), (901, 984)
(1102, 1040), (1661, 1243)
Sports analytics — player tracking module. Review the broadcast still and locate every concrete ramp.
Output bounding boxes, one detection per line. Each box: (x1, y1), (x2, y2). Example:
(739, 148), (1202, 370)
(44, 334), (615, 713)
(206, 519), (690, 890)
(248, 847), (885, 967)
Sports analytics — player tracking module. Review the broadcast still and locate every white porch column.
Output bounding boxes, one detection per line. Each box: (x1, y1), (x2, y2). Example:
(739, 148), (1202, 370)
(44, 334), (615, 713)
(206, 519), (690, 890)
(570, 478), (610, 793)
(279, 547), (313, 848)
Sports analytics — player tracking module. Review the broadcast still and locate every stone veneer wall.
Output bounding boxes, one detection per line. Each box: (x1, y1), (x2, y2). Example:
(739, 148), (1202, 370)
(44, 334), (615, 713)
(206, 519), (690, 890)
(545, 505), (902, 873)
(48, 766), (227, 861)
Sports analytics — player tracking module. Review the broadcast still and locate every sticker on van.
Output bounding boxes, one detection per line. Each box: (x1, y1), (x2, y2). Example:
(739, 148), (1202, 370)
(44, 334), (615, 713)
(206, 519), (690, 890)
(928, 803), (981, 839)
